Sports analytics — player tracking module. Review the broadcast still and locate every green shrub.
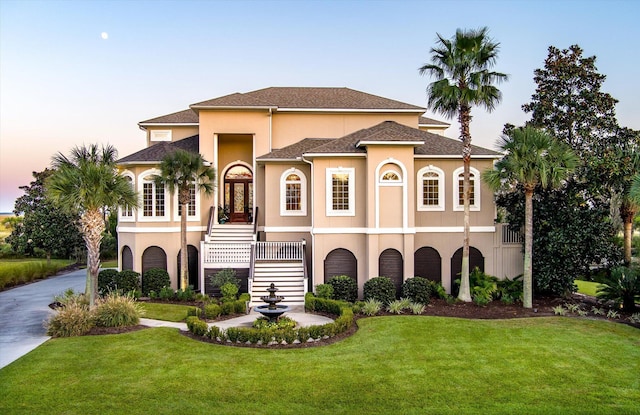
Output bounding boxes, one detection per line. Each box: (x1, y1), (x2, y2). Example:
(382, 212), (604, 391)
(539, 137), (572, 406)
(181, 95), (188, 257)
(210, 268), (240, 289)
(387, 299), (406, 314)
(596, 266), (640, 312)
(94, 293), (143, 327)
(327, 275), (358, 303)
(297, 326), (311, 342)
(186, 316), (209, 336)
(158, 286), (175, 300)
(175, 286), (196, 302)
(46, 302), (94, 337)
(427, 280), (449, 300)
(186, 307), (202, 318)
(204, 303), (222, 319)
(253, 316), (296, 330)
(409, 302), (425, 314)
(361, 298), (383, 316)
(305, 293), (347, 315)
(207, 325), (222, 340)
(115, 270), (141, 294)
(142, 268), (171, 296)
(402, 277), (431, 305)
(238, 292), (251, 302)
(220, 282), (239, 302)
(220, 301), (235, 315)
(98, 269), (119, 295)
(363, 276), (396, 305)
(496, 275), (523, 304)
(315, 284), (334, 299)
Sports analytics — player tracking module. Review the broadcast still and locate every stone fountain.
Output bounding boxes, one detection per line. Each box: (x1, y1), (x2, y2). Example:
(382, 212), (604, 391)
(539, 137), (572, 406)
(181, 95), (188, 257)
(254, 283), (290, 322)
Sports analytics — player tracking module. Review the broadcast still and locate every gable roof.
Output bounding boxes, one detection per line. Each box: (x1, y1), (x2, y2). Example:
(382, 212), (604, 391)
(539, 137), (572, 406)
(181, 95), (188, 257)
(257, 121), (500, 160)
(191, 87), (426, 111)
(419, 116), (450, 127)
(139, 109), (199, 125)
(117, 135), (201, 165)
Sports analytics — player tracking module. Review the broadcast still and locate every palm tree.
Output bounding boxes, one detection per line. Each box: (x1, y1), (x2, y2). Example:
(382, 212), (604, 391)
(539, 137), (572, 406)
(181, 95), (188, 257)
(47, 144), (138, 306)
(483, 126), (578, 308)
(154, 149), (215, 290)
(419, 27), (508, 302)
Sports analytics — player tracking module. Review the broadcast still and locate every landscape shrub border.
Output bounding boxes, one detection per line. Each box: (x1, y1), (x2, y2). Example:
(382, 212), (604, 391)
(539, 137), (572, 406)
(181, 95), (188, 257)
(186, 293), (354, 346)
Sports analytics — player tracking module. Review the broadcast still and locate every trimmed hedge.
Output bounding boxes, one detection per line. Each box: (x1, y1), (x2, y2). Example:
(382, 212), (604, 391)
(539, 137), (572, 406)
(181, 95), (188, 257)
(363, 276), (396, 305)
(98, 269), (141, 296)
(327, 275), (358, 303)
(186, 293), (354, 346)
(142, 268), (170, 296)
(402, 277), (431, 305)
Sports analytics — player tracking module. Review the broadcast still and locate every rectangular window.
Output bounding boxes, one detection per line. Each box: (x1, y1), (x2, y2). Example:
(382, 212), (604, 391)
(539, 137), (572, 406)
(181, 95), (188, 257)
(155, 183), (165, 217)
(178, 185), (196, 217)
(458, 177), (475, 206)
(286, 182), (301, 211)
(326, 168), (355, 216)
(143, 183), (154, 217)
(423, 177), (439, 206)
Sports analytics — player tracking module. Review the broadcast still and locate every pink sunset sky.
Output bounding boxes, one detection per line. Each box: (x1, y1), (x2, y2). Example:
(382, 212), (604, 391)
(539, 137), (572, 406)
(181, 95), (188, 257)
(1, 0), (639, 213)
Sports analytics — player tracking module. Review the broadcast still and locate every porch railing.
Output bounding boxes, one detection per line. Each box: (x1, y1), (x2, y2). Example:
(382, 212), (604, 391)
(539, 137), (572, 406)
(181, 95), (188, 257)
(254, 241), (305, 261)
(203, 242), (251, 265)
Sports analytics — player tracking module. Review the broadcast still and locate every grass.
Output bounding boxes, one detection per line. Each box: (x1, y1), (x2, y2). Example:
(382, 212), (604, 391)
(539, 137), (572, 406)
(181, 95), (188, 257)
(576, 280), (600, 297)
(0, 317), (638, 414)
(0, 258), (74, 289)
(138, 302), (193, 322)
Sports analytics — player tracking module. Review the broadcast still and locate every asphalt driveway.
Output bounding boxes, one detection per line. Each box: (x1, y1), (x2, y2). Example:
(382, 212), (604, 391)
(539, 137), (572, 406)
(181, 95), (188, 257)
(0, 268), (86, 369)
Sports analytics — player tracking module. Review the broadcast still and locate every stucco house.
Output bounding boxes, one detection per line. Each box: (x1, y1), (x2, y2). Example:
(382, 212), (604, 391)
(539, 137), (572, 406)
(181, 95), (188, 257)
(116, 87), (523, 306)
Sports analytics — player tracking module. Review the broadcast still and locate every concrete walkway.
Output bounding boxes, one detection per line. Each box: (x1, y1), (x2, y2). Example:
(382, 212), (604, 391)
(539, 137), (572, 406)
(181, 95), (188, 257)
(0, 269), (332, 369)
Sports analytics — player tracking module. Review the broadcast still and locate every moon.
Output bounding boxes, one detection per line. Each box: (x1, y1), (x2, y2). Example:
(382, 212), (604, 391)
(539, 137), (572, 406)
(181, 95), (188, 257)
(101, 32), (109, 40)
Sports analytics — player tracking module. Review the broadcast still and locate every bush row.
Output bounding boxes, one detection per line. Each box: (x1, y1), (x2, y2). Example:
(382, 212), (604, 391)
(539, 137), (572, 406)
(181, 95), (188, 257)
(186, 294), (353, 346)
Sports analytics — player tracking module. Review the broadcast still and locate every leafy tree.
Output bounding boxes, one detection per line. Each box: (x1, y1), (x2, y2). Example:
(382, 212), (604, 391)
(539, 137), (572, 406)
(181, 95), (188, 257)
(47, 144), (139, 306)
(419, 27), (508, 301)
(6, 169), (83, 262)
(153, 149), (215, 290)
(498, 45), (623, 295)
(483, 126), (578, 308)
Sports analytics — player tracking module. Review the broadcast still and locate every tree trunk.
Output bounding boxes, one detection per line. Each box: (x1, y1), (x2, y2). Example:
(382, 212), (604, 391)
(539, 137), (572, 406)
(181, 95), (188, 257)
(458, 104), (472, 302)
(180, 202), (188, 291)
(620, 200), (636, 266)
(80, 209), (105, 307)
(523, 188), (534, 308)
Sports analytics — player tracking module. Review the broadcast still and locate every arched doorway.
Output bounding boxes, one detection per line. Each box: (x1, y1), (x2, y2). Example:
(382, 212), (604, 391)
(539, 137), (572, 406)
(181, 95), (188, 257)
(324, 248), (357, 283)
(450, 247), (485, 295)
(224, 164), (253, 223)
(121, 245), (133, 271)
(177, 245), (199, 290)
(142, 246), (167, 274)
(414, 247), (441, 283)
(379, 248), (403, 297)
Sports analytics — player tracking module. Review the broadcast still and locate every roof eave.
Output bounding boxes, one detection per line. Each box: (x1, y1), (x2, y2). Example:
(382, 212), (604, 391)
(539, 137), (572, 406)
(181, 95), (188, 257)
(138, 123), (199, 127)
(356, 140), (424, 148)
(189, 105), (277, 111)
(414, 154), (500, 159)
(276, 108), (426, 113)
(302, 153), (366, 158)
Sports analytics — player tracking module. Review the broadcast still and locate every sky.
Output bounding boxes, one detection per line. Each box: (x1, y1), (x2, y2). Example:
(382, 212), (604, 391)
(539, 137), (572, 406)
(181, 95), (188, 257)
(1, 0), (639, 213)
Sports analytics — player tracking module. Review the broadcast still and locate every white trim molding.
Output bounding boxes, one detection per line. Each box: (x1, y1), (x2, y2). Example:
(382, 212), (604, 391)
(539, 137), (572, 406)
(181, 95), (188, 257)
(415, 226), (496, 233)
(280, 167), (307, 216)
(150, 130), (172, 142)
(118, 170), (136, 222)
(453, 166), (481, 212)
(326, 167), (355, 216)
(117, 226), (208, 233)
(417, 165), (445, 212)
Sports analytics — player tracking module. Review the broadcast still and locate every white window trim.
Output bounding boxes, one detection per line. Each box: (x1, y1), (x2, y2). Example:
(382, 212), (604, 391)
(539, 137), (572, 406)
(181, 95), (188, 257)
(172, 183), (201, 222)
(150, 130), (172, 142)
(280, 168), (307, 216)
(137, 169), (170, 222)
(375, 159), (408, 229)
(379, 169), (402, 186)
(326, 167), (355, 217)
(453, 166), (480, 212)
(417, 165), (445, 212)
(118, 171), (136, 222)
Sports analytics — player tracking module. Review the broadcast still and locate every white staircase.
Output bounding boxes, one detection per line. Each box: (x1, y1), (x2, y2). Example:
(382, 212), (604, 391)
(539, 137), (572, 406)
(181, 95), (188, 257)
(251, 261), (306, 307)
(206, 224), (254, 243)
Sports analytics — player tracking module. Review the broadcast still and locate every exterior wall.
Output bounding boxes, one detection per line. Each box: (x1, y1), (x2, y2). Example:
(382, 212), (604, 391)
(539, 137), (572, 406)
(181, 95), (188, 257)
(271, 113), (418, 148)
(145, 126), (199, 146)
(262, 162), (312, 229)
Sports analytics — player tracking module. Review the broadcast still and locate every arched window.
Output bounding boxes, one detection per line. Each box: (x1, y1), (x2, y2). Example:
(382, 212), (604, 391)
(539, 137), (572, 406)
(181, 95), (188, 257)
(379, 170), (401, 184)
(138, 169), (169, 221)
(453, 166), (480, 211)
(417, 166), (444, 211)
(280, 168), (307, 216)
(119, 172), (135, 221)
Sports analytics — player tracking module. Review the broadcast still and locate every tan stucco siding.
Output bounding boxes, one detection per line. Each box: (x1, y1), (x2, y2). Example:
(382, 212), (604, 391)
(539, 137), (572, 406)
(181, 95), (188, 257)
(145, 126), (199, 147)
(262, 163), (312, 228)
(271, 113), (418, 148)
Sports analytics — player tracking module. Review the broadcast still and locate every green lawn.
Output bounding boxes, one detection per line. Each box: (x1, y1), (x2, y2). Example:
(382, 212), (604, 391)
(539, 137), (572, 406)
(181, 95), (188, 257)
(1, 317), (638, 415)
(138, 302), (193, 322)
(576, 279), (600, 297)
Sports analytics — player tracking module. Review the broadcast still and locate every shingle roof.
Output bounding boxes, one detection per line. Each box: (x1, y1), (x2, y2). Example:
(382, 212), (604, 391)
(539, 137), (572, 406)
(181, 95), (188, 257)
(191, 87), (426, 111)
(257, 121), (500, 159)
(257, 138), (334, 160)
(117, 135), (201, 164)
(419, 116), (450, 126)
(139, 109), (199, 125)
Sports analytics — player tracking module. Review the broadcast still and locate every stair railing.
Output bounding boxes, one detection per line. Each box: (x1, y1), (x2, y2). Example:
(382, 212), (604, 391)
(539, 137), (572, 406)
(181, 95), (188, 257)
(252, 206), (259, 242)
(206, 206), (215, 235)
(302, 239), (308, 296)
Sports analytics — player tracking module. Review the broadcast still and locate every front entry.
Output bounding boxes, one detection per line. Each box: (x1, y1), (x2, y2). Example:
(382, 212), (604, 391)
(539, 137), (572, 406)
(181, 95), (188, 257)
(224, 165), (253, 223)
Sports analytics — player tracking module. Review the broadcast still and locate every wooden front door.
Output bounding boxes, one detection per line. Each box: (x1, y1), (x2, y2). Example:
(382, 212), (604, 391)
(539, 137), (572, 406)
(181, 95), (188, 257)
(224, 165), (253, 223)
